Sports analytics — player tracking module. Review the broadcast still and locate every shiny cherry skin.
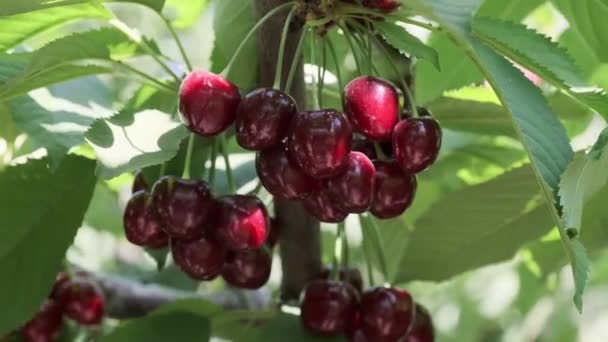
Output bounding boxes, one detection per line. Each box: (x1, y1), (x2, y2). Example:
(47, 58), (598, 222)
(123, 191), (169, 248)
(363, 0), (401, 12)
(132, 170), (148, 194)
(20, 300), (64, 342)
(56, 278), (104, 326)
(393, 116), (442, 174)
(215, 195), (269, 251)
(316, 266), (364, 294)
(288, 110), (353, 179)
(179, 70), (241, 137)
(236, 88), (297, 150)
(344, 76), (399, 141)
(151, 176), (213, 241)
(300, 280), (359, 336)
(360, 287), (416, 342)
(302, 186), (349, 223)
(352, 138), (377, 160)
(256, 144), (320, 200)
(327, 152), (375, 213)
(171, 236), (227, 281)
(222, 247), (272, 289)
(407, 304), (435, 342)
(370, 161), (417, 219)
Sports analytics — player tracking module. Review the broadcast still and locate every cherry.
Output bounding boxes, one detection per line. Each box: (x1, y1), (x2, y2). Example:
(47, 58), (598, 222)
(123, 191), (169, 249)
(316, 266), (364, 294)
(50, 272), (70, 300)
(363, 0), (401, 12)
(236, 88), (297, 150)
(288, 110), (353, 179)
(256, 144), (320, 200)
(327, 152), (375, 213)
(56, 278), (104, 326)
(360, 287), (415, 342)
(132, 170), (148, 194)
(179, 70), (241, 137)
(352, 138), (377, 160)
(300, 280), (359, 336)
(171, 235), (227, 281)
(302, 186), (349, 223)
(344, 76), (399, 141)
(222, 247), (272, 289)
(215, 195), (269, 251)
(393, 115), (442, 174)
(151, 176), (213, 241)
(407, 304), (435, 342)
(370, 161), (417, 219)
(20, 300), (63, 342)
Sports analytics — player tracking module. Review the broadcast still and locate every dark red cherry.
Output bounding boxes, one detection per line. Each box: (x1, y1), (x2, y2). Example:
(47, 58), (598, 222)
(352, 138), (377, 160)
(56, 278), (104, 326)
(344, 76), (399, 141)
(267, 218), (281, 247)
(20, 300), (63, 342)
(288, 110), (353, 179)
(327, 152), (375, 213)
(302, 186), (349, 223)
(370, 161), (417, 219)
(132, 170), (148, 194)
(256, 144), (320, 200)
(360, 287), (415, 342)
(300, 280), (359, 336)
(171, 236), (227, 281)
(215, 195), (269, 251)
(50, 272), (70, 300)
(151, 176), (213, 240)
(363, 0), (401, 12)
(393, 116), (442, 174)
(123, 191), (169, 249)
(179, 70), (241, 137)
(316, 266), (364, 294)
(407, 304), (435, 342)
(222, 247), (272, 289)
(236, 88), (297, 150)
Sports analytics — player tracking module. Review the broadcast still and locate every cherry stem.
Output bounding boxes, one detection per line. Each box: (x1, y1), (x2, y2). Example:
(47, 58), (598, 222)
(310, 35), (321, 110)
(326, 37), (345, 105)
(159, 162), (167, 178)
(317, 36), (327, 109)
(335, 2), (388, 18)
(332, 222), (345, 281)
(161, 14), (193, 72)
(359, 215), (376, 286)
(199, 145), (211, 179)
(373, 142), (388, 160)
(219, 134), (236, 193)
(285, 26), (309, 93)
(367, 216), (389, 281)
(340, 221), (349, 269)
(208, 140), (218, 186)
(273, 6), (298, 89)
(181, 133), (196, 179)
(221, 1), (296, 78)
(338, 22), (364, 75)
(390, 16), (440, 32)
(114, 61), (176, 93)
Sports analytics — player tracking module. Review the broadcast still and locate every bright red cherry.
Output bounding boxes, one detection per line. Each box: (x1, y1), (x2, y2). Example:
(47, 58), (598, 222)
(215, 195), (269, 251)
(370, 161), (417, 219)
(393, 116), (442, 174)
(300, 280), (359, 336)
(363, 0), (401, 12)
(56, 278), (104, 326)
(288, 110), (353, 179)
(222, 247), (272, 289)
(171, 236), (227, 281)
(256, 144), (320, 200)
(151, 176), (213, 240)
(327, 152), (375, 213)
(179, 70), (241, 137)
(407, 304), (435, 342)
(132, 170), (148, 194)
(123, 191), (169, 248)
(316, 266), (364, 294)
(236, 88), (297, 150)
(20, 300), (64, 342)
(360, 287), (416, 342)
(302, 186), (349, 223)
(344, 76), (399, 141)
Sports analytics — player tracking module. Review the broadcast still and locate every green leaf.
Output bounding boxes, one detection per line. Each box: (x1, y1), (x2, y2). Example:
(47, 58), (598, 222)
(164, 0), (209, 28)
(374, 21), (439, 69)
(0, 155), (96, 335)
(0, 3), (111, 51)
(256, 313), (345, 342)
(0, 0), (165, 16)
(83, 182), (123, 234)
(100, 312), (210, 342)
(477, 0), (544, 21)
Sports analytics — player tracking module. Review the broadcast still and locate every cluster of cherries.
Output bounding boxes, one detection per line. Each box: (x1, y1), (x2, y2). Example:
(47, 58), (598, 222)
(301, 266), (434, 341)
(17, 273), (104, 342)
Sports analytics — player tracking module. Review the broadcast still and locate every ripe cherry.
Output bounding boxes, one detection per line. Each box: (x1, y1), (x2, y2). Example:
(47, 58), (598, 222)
(132, 170), (148, 194)
(363, 0), (401, 12)
(123, 191), (169, 248)
(171, 236), (227, 281)
(236, 88), (297, 150)
(370, 161), (417, 219)
(215, 195), (269, 251)
(344, 76), (399, 141)
(288, 110), (353, 179)
(256, 144), (320, 200)
(151, 176), (213, 241)
(316, 266), (364, 294)
(50, 272), (70, 300)
(20, 300), (63, 342)
(302, 186), (349, 223)
(56, 278), (104, 326)
(360, 287), (415, 341)
(407, 304), (435, 342)
(300, 280), (359, 336)
(179, 70), (241, 137)
(222, 247), (272, 289)
(327, 152), (375, 213)
(393, 115), (442, 174)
